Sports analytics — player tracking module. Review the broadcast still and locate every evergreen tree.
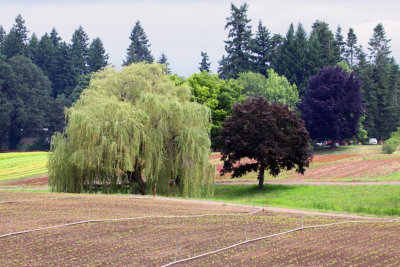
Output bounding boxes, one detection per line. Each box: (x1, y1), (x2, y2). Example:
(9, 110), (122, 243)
(274, 23), (296, 82)
(310, 20), (338, 66)
(34, 33), (55, 79)
(124, 21), (154, 65)
(0, 26), (6, 48)
(199, 51), (211, 72)
(70, 25), (89, 75)
(87, 37), (109, 73)
(27, 33), (39, 61)
(52, 41), (76, 98)
(218, 55), (229, 79)
(275, 23), (309, 97)
(157, 52), (171, 74)
(251, 20), (272, 76)
(269, 33), (284, 68)
(307, 32), (324, 77)
(48, 28), (76, 98)
(219, 3), (253, 79)
(50, 27), (61, 47)
(2, 14), (29, 58)
(366, 23), (397, 140)
(346, 28), (358, 68)
(334, 25), (346, 61)
(293, 23), (310, 96)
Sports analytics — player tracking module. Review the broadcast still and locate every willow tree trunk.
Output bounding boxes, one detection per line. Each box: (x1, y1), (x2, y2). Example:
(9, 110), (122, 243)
(127, 164), (146, 195)
(258, 164), (265, 190)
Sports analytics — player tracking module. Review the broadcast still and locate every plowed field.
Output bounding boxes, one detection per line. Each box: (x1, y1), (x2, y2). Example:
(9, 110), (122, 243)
(1, 192), (399, 266)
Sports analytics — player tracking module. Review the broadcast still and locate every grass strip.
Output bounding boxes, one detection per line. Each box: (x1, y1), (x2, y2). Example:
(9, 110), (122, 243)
(208, 184), (400, 217)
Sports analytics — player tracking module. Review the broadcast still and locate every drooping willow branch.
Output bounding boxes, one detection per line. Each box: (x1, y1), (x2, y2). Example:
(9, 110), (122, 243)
(49, 63), (214, 197)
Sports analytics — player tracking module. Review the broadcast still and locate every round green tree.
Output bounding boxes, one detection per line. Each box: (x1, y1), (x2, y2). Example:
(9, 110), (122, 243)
(49, 63), (214, 197)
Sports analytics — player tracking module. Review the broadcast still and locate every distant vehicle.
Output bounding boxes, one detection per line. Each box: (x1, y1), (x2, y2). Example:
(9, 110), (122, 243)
(369, 138), (378, 145)
(316, 141), (327, 147)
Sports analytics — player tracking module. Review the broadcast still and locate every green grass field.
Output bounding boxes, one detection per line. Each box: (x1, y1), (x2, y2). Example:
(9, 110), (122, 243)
(0, 152), (49, 181)
(209, 184), (400, 217)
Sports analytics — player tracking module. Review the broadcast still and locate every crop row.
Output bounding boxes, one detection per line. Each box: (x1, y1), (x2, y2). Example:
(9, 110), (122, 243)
(184, 221), (400, 266)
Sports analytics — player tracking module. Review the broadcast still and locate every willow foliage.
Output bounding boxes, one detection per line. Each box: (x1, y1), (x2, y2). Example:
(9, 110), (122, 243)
(49, 63), (214, 197)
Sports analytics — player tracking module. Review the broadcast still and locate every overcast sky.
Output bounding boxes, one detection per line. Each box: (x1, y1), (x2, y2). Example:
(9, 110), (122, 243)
(1, 0), (399, 76)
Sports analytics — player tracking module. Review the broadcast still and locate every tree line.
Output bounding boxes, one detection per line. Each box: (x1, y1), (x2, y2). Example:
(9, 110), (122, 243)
(1, 2), (399, 150)
(217, 3), (399, 142)
(0, 15), (170, 150)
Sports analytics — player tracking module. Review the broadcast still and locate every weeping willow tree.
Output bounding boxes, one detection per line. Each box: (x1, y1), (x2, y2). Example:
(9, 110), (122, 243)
(48, 63), (214, 197)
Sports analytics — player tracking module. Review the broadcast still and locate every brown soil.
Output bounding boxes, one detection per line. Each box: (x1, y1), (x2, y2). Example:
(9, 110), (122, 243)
(1, 192), (399, 266)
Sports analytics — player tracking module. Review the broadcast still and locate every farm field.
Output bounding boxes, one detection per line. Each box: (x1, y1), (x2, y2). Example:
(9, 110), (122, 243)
(213, 145), (400, 182)
(1, 191), (399, 266)
(0, 152), (48, 182)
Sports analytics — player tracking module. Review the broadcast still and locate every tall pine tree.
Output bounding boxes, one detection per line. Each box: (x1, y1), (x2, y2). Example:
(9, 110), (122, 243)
(199, 51), (211, 72)
(346, 28), (358, 68)
(251, 20), (272, 76)
(274, 24), (296, 83)
(124, 21), (154, 65)
(310, 20), (339, 67)
(219, 3), (253, 79)
(87, 37), (109, 73)
(2, 15), (29, 59)
(70, 26), (89, 75)
(334, 25), (346, 62)
(34, 33), (55, 80)
(27, 33), (39, 61)
(365, 23), (397, 140)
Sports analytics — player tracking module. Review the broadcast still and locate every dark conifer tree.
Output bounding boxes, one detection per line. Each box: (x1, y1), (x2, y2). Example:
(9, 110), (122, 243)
(199, 51), (211, 72)
(2, 14), (29, 59)
(274, 24), (296, 82)
(251, 20), (272, 76)
(310, 20), (338, 66)
(365, 23), (396, 140)
(27, 33), (39, 61)
(307, 32), (324, 76)
(0, 26), (6, 48)
(218, 55), (229, 79)
(275, 23), (309, 97)
(87, 37), (109, 73)
(157, 52), (171, 74)
(52, 41), (76, 98)
(334, 25), (346, 62)
(50, 28), (61, 47)
(218, 3), (253, 79)
(34, 33), (55, 79)
(70, 25), (89, 75)
(269, 33), (284, 68)
(346, 28), (358, 68)
(124, 21), (154, 65)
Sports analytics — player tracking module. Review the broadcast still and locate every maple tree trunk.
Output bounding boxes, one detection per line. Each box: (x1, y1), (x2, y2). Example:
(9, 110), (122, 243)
(258, 165), (265, 190)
